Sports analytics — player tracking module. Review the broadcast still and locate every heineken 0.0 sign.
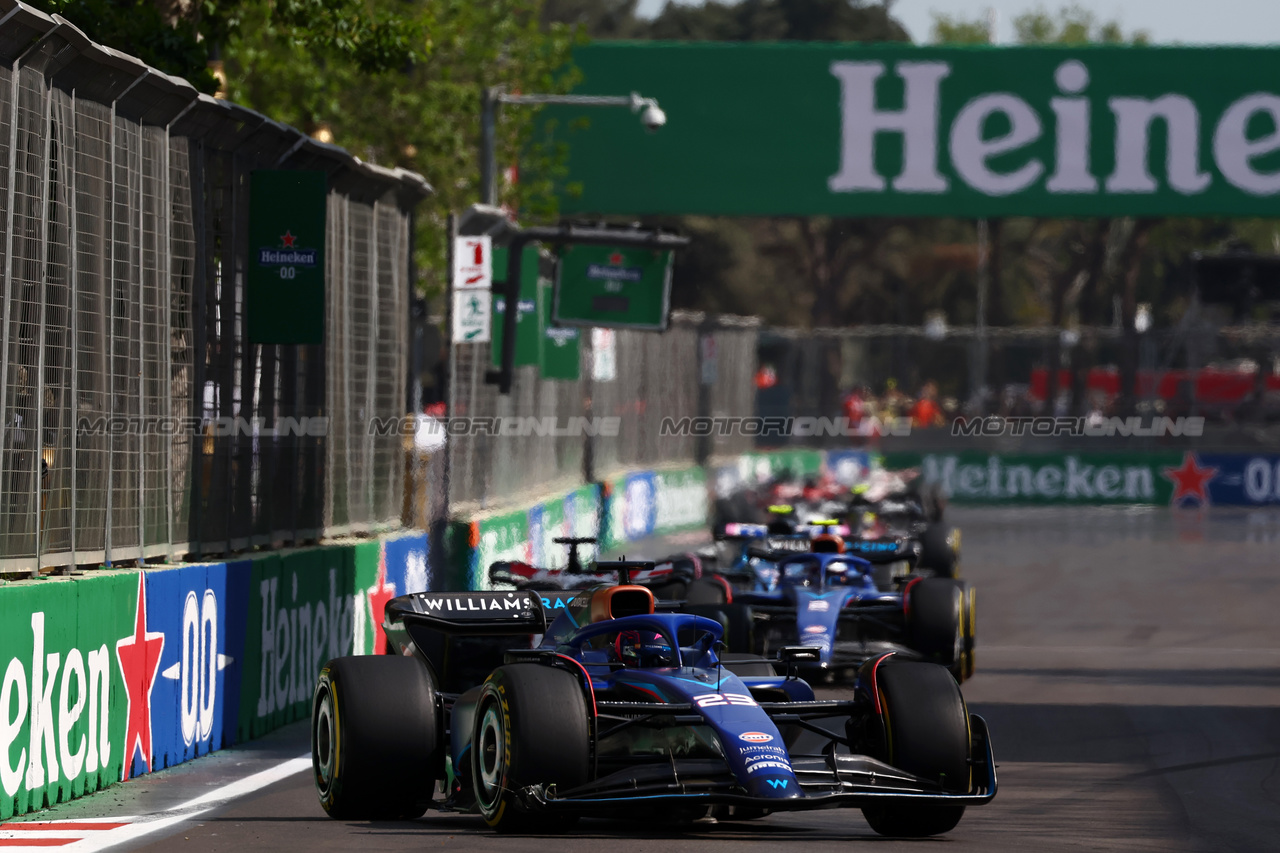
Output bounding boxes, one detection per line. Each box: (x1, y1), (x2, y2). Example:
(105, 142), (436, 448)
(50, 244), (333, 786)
(539, 281), (580, 380)
(248, 170), (326, 344)
(554, 245), (672, 330)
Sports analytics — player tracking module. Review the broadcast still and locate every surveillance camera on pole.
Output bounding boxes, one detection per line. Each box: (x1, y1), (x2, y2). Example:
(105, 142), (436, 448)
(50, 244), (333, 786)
(630, 91), (666, 131)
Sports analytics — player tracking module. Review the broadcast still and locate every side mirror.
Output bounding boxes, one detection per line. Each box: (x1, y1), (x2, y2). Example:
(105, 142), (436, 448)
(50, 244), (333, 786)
(777, 646), (822, 663)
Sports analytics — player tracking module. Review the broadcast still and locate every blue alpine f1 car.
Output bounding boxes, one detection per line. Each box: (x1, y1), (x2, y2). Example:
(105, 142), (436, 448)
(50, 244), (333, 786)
(309, 568), (996, 836)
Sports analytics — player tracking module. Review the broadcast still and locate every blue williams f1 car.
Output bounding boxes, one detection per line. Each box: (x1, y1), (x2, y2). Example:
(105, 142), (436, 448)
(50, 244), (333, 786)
(688, 539), (977, 684)
(310, 568), (996, 836)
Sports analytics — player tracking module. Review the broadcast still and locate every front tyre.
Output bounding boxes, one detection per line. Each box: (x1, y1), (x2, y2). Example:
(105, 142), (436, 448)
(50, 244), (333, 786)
(472, 664), (589, 833)
(312, 656), (439, 820)
(860, 661), (970, 837)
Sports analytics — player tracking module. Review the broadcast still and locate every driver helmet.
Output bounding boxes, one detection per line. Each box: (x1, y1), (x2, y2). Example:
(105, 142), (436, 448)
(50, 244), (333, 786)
(615, 630), (674, 668)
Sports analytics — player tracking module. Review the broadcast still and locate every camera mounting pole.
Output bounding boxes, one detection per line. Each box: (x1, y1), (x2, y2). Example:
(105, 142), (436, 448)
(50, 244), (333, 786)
(481, 88), (666, 207)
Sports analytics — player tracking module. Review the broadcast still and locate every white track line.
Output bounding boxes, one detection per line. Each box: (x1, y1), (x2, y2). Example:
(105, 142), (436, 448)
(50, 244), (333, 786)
(1, 755), (311, 852)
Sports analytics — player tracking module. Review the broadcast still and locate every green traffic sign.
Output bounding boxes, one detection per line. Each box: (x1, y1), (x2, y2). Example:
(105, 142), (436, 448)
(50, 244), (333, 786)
(490, 246), (541, 367)
(247, 170), (326, 345)
(539, 281), (580, 380)
(553, 244), (672, 330)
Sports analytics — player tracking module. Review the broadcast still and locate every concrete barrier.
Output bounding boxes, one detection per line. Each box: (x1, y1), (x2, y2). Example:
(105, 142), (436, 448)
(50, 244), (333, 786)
(0, 530), (428, 819)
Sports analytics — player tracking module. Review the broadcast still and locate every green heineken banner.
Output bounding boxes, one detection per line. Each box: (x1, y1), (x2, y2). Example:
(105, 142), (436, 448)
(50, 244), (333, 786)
(554, 244), (672, 330)
(551, 43), (1280, 217)
(248, 171), (326, 345)
(490, 246), (541, 368)
(883, 451), (1185, 504)
(538, 282), (580, 380)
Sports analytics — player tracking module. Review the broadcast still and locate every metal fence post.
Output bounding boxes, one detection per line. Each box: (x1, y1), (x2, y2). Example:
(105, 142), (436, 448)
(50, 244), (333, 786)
(188, 138), (206, 556)
(32, 72), (52, 577)
(66, 88), (78, 570)
(366, 201), (379, 524)
(162, 124), (173, 560)
(0, 60), (20, 557)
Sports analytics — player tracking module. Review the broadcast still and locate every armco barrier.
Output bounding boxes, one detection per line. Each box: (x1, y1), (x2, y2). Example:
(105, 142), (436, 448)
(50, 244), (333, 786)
(885, 450), (1280, 507)
(0, 530), (428, 819)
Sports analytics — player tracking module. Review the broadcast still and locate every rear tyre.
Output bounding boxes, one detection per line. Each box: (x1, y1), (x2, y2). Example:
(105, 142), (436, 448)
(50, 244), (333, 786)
(649, 581), (688, 602)
(906, 578), (965, 677)
(860, 661), (970, 837)
(472, 664), (589, 833)
(961, 586), (977, 681)
(918, 524), (957, 578)
(684, 603), (754, 653)
(686, 577), (729, 605)
(312, 656), (439, 820)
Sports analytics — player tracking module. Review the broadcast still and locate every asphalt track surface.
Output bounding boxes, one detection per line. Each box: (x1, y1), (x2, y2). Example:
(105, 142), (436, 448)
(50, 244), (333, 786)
(10, 507), (1280, 852)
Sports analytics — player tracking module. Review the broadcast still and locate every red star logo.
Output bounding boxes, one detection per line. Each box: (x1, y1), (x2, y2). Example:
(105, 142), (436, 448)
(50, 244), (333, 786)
(608, 252), (624, 265)
(368, 547), (397, 655)
(1162, 452), (1218, 506)
(115, 574), (164, 779)
(280, 230), (297, 248)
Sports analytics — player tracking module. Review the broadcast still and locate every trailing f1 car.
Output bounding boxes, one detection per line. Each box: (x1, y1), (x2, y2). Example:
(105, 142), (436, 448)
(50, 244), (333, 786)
(687, 544), (976, 684)
(846, 470), (959, 577)
(488, 536), (729, 603)
(310, 573), (997, 836)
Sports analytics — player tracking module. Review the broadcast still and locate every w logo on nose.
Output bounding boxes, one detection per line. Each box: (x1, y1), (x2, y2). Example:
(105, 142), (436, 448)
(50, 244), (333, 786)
(766, 779), (789, 790)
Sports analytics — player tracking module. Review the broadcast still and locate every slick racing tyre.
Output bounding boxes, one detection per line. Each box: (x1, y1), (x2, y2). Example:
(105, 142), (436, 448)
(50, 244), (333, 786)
(686, 576), (731, 605)
(918, 524), (957, 578)
(684, 603), (754, 654)
(905, 578), (965, 678)
(961, 586), (977, 681)
(861, 661), (970, 837)
(649, 581), (689, 602)
(312, 656), (440, 820)
(472, 664), (589, 833)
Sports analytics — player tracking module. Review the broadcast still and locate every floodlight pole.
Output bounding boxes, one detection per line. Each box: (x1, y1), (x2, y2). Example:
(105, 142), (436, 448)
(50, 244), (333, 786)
(485, 225), (689, 394)
(480, 88), (664, 206)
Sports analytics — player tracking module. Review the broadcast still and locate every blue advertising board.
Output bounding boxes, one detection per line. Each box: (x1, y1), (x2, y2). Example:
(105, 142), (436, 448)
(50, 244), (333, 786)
(144, 561), (252, 772)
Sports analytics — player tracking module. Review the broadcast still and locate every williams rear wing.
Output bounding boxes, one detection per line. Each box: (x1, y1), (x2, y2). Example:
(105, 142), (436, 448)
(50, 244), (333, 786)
(386, 590), (550, 636)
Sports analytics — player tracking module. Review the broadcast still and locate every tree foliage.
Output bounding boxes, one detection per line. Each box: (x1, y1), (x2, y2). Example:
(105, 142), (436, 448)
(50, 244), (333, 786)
(224, 0), (579, 297)
(29, 0), (421, 93)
